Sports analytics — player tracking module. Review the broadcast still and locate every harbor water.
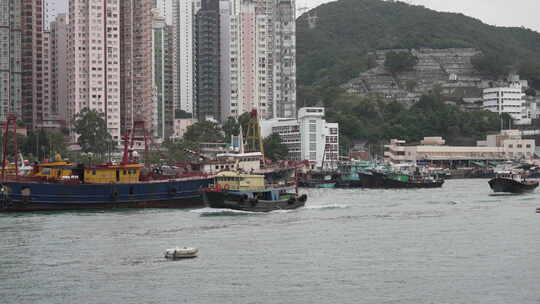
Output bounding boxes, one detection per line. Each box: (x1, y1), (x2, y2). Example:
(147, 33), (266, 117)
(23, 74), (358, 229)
(1, 179), (539, 303)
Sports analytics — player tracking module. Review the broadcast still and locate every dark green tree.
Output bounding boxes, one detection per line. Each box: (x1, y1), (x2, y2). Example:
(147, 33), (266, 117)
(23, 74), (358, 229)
(183, 121), (224, 143)
(384, 51), (418, 74)
(238, 112), (253, 136)
(222, 116), (240, 140)
(263, 133), (289, 161)
(72, 108), (112, 155)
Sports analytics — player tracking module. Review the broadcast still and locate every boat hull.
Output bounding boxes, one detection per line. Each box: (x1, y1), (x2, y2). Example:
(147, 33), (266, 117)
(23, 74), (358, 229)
(363, 172), (444, 189)
(203, 191), (307, 212)
(0, 178), (212, 212)
(488, 178), (538, 193)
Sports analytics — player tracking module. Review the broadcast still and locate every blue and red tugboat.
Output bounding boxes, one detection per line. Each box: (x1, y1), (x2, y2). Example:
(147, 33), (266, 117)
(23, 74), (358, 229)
(0, 117), (211, 212)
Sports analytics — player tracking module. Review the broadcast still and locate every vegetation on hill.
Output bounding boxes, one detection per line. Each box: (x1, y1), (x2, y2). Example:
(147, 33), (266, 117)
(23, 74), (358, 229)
(297, 0), (540, 89)
(325, 91), (502, 153)
(384, 51), (418, 74)
(295, 0), (540, 151)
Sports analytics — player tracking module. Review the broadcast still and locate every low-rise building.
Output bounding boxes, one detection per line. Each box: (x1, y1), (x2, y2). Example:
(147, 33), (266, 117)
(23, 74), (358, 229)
(483, 82), (530, 125)
(386, 130), (535, 166)
(261, 107), (339, 168)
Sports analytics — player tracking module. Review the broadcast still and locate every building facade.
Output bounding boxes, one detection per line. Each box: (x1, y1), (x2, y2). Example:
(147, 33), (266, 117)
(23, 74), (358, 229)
(152, 10), (174, 141)
(483, 83), (530, 125)
(195, 0), (221, 122)
(120, 0), (154, 136)
(172, 0), (196, 115)
(68, 0), (122, 142)
(261, 107), (339, 168)
(0, 0), (23, 121)
(225, 0), (296, 120)
(40, 30), (56, 128)
(18, 0), (44, 129)
(50, 14), (69, 126)
(385, 132), (535, 165)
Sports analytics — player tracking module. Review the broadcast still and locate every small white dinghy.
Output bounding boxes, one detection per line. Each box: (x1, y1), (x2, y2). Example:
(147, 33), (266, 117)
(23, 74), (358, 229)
(164, 247), (199, 259)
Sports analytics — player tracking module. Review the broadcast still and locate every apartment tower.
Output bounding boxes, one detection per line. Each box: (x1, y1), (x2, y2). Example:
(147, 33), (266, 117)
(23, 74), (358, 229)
(227, 0), (296, 120)
(120, 0), (154, 135)
(195, 0), (221, 121)
(50, 14), (69, 125)
(20, 1), (44, 129)
(67, 0), (122, 142)
(172, 0), (196, 115)
(151, 9), (174, 140)
(0, 0), (23, 122)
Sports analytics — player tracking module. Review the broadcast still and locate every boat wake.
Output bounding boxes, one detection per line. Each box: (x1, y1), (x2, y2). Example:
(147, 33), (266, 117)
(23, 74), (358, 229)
(306, 204), (350, 210)
(190, 207), (260, 216)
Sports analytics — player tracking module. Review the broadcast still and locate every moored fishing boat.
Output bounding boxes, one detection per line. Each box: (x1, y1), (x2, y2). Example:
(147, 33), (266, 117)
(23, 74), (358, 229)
(488, 171), (538, 194)
(202, 171), (307, 212)
(370, 170), (444, 189)
(0, 120), (212, 212)
(298, 171), (337, 188)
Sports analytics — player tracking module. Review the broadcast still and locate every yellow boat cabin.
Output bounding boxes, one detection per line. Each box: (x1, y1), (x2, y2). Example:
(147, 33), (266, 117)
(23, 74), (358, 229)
(30, 154), (73, 179)
(214, 171), (265, 191)
(83, 163), (143, 184)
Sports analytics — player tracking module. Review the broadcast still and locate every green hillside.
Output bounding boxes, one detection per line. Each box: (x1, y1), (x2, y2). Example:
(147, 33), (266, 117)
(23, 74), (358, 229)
(295, 0), (540, 151)
(296, 0), (540, 89)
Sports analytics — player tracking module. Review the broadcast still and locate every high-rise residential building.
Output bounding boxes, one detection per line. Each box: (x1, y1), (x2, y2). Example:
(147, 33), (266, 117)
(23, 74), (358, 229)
(40, 29), (56, 128)
(172, 0), (196, 115)
(153, 0), (174, 25)
(195, 0), (221, 122)
(152, 9), (174, 140)
(43, 0), (56, 31)
(219, 0), (232, 122)
(227, 0), (296, 120)
(120, 0), (154, 135)
(272, 0), (296, 118)
(0, 0), (23, 122)
(21, 1), (44, 129)
(67, 0), (122, 142)
(50, 14), (69, 126)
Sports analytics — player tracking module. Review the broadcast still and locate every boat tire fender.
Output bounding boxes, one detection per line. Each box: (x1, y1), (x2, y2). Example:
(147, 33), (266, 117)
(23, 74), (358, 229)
(169, 187), (177, 196)
(250, 198), (257, 207)
(287, 197), (295, 204)
(299, 194), (307, 202)
(239, 194), (248, 203)
(111, 189), (119, 200)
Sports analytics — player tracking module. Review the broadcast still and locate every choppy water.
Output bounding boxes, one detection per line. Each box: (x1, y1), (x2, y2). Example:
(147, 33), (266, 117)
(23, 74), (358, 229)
(1, 179), (540, 304)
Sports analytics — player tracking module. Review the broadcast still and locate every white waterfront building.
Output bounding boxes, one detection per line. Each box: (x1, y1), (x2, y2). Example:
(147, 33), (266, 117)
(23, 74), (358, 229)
(261, 107), (339, 168)
(483, 82), (530, 125)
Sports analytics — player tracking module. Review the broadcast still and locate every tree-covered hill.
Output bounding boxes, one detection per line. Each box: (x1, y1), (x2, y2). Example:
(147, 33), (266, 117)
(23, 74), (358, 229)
(296, 0), (540, 89)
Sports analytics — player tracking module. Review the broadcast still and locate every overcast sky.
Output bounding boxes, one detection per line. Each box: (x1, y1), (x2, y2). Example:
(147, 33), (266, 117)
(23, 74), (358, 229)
(51, 0), (540, 32)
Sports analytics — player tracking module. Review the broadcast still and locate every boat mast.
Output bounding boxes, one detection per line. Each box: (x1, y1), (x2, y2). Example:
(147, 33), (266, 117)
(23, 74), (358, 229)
(1, 114), (18, 181)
